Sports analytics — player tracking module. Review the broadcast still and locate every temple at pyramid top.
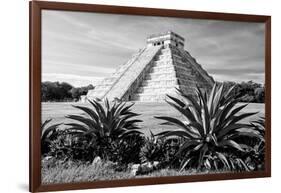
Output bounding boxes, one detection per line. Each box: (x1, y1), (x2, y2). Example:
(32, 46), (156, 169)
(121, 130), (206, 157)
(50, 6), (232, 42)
(87, 31), (214, 102)
(147, 31), (185, 49)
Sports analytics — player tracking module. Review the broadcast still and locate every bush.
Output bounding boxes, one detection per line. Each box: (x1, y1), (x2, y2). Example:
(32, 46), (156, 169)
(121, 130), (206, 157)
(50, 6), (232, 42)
(161, 138), (183, 168)
(140, 131), (165, 164)
(110, 134), (145, 168)
(139, 131), (183, 168)
(42, 126), (94, 162)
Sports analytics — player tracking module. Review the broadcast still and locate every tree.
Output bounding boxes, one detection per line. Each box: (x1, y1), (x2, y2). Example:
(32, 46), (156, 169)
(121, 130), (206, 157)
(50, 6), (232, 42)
(254, 87), (265, 103)
(217, 81), (264, 103)
(41, 81), (74, 102)
(70, 84), (94, 101)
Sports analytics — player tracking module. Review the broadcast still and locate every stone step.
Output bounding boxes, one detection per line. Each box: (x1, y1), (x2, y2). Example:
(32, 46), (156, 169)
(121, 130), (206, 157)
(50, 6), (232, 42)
(149, 66), (176, 73)
(141, 79), (178, 87)
(172, 54), (182, 59)
(147, 67), (175, 74)
(152, 60), (173, 67)
(146, 68), (176, 75)
(131, 94), (167, 102)
(154, 53), (181, 61)
(156, 54), (172, 60)
(160, 49), (172, 55)
(176, 72), (197, 80)
(87, 47), (149, 100)
(173, 58), (191, 65)
(135, 86), (177, 94)
(151, 62), (174, 69)
(131, 92), (179, 102)
(149, 64), (193, 73)
(174, 64), (193, 71)
(144, 73), (177, 81)
(155, 53), (182, 61)
(160, 46), (180, 53)
(174, 69), (194, 77)
(134, 90), (176, 96)
(104, 45), (162, 100)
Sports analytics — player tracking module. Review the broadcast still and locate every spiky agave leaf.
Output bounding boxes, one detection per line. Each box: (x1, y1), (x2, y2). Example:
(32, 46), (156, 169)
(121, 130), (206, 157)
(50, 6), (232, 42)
(250, 116), (265, 136)
(41, 119), (61, 155)
(156, 83), (262, 172)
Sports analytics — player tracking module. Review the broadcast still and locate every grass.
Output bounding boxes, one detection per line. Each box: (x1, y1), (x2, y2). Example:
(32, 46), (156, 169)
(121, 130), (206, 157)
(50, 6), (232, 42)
(41, 159), (228, 184)
(42, 101), (264, 136)
(42, 160), (133, 184)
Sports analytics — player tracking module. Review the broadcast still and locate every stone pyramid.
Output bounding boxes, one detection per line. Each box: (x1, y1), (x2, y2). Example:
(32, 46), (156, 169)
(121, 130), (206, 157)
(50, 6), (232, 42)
(87, 31), (214, 102)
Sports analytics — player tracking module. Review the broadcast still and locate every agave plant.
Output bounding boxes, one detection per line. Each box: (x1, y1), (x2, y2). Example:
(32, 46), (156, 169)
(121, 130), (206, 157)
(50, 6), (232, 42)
(65, 98), (143, 160)
(156, 83), (263, 172)
(41, 119), (61, 155)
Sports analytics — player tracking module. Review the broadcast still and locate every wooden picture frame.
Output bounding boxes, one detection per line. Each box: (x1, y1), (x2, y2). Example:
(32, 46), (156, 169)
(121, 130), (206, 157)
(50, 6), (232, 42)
(30, 1), (271, 192)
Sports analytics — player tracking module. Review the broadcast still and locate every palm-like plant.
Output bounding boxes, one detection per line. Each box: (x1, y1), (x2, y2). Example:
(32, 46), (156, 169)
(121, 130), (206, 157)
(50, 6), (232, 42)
(41, 119), (61, 155)
(65, 98), (143, 160)
(156, 83), (263, 172)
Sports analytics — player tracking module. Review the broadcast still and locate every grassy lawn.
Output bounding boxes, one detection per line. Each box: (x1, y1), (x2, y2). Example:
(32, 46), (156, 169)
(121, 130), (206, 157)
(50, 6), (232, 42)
(42, 101), (264, 136)
(42, 160), (226, 184)
(42, 161), (133, 184)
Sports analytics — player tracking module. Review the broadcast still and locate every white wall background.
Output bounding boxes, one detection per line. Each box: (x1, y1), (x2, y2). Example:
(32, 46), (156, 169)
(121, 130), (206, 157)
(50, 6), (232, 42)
(0, 0), (279, 192)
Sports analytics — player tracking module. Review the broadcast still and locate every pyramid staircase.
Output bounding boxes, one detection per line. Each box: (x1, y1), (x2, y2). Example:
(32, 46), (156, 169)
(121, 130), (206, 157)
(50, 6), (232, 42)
(87, 45), (162, 101)
(131, 46), (180, 101)
(131, 45), (214, 101)
(87, 31), (214, 102)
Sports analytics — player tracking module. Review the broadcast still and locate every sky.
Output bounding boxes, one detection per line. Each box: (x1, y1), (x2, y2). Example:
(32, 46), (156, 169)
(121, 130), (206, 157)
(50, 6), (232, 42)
(42, 10), (265, 87)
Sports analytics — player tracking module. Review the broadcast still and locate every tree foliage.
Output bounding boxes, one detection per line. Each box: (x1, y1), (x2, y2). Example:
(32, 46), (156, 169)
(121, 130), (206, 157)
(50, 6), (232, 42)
(41, 81), (94, 102)
(69, 84), (94, 101)
(220, 81), (265, 103)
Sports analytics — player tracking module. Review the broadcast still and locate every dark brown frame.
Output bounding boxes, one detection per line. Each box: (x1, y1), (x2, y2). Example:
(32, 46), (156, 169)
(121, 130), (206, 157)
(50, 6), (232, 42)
(30, 1), (271, 192)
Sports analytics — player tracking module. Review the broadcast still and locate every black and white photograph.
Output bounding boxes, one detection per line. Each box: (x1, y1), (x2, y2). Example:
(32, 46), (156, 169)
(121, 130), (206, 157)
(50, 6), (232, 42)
(41, 9), (266, 184)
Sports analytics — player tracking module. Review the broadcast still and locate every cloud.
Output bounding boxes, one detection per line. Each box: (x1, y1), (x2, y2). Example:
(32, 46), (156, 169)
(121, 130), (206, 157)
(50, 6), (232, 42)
(42, 10), (265, 84)
(42, 60), (115, 78)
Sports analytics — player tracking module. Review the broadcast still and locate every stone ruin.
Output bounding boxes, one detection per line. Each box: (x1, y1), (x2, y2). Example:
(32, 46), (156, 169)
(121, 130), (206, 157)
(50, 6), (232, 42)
(87, 31), (214, 102)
